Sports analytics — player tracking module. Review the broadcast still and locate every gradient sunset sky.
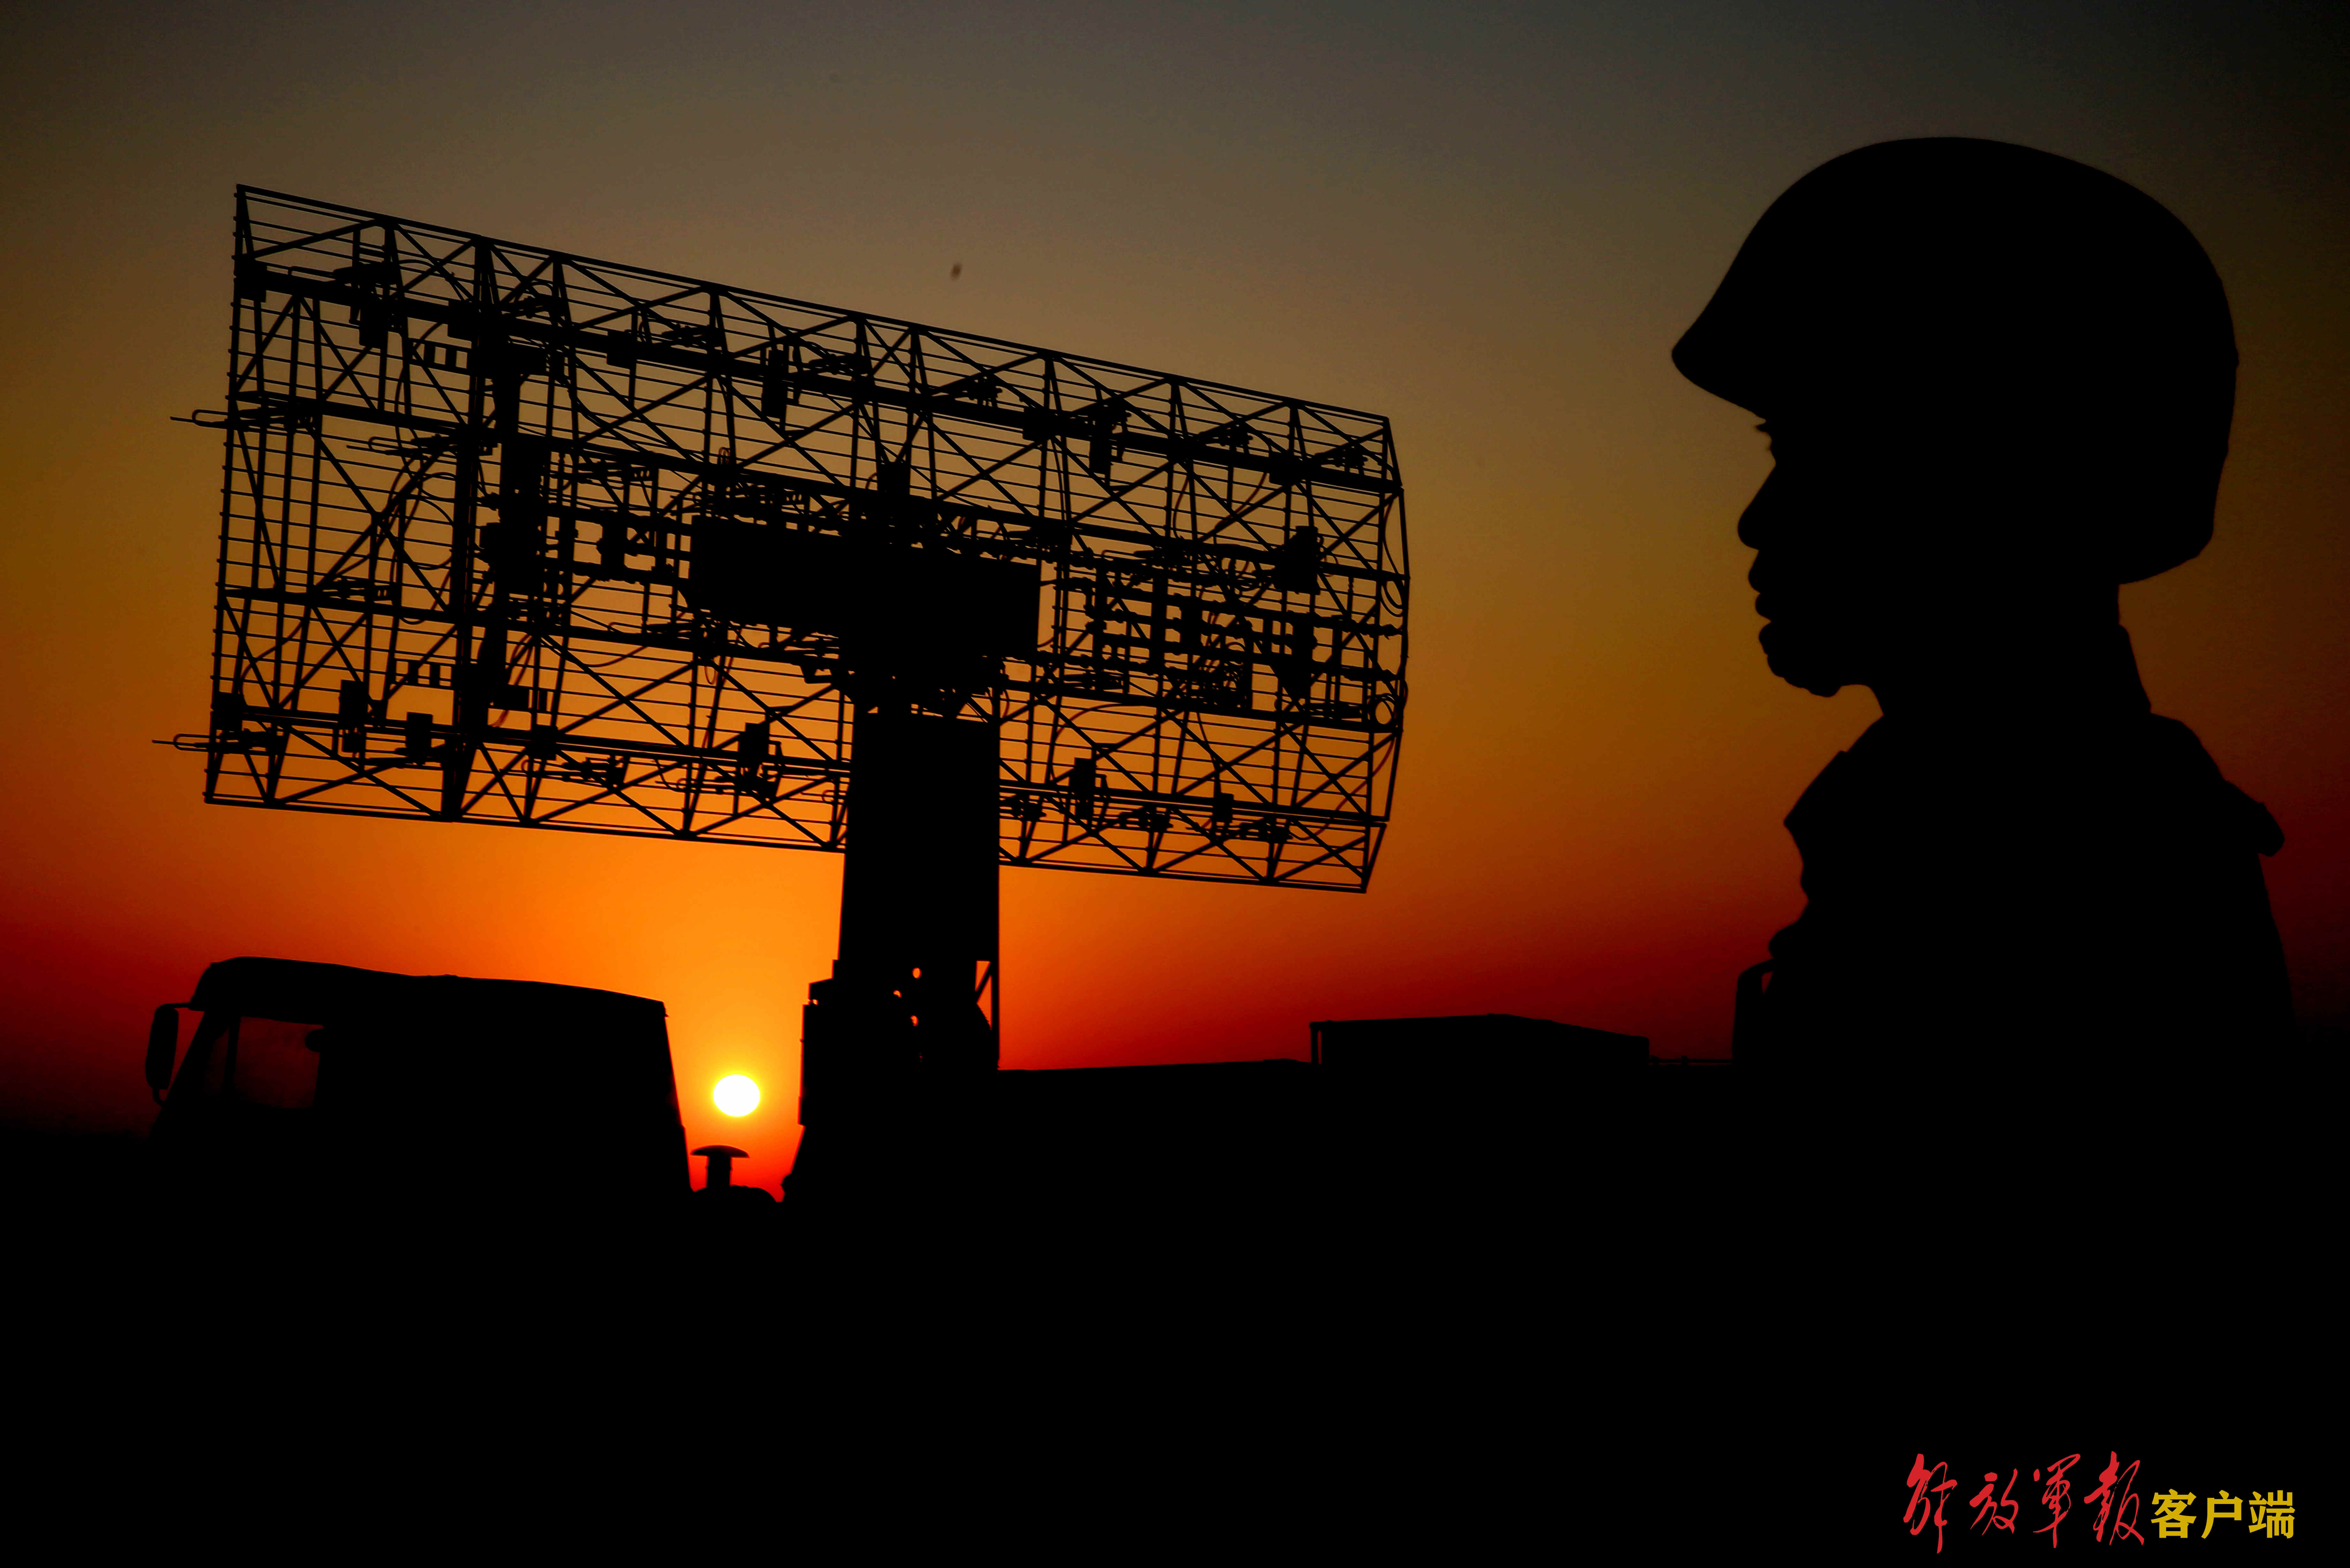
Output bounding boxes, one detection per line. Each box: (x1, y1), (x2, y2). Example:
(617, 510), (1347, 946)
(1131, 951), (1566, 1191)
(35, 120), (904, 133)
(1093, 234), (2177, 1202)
(3, 2), (2344, 1191)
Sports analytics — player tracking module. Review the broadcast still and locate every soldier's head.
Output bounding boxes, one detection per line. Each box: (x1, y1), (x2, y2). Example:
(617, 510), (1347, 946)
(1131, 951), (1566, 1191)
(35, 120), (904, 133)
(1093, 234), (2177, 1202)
(1673, 139), (2236, 699)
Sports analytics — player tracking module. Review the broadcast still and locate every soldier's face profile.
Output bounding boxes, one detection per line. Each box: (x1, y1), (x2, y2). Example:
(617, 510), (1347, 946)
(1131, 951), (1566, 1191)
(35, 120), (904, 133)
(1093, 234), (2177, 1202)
(1736, 400), (2119, 702)
(1735, 414), (1938, 700)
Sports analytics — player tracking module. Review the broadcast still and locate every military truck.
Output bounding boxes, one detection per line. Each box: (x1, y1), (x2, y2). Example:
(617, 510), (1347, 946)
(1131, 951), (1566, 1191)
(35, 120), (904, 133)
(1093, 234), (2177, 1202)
(144, 957), (688, 1217)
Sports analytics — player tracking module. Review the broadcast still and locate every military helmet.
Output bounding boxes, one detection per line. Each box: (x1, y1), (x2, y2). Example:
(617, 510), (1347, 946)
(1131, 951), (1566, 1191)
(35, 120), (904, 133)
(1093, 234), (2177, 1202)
(1673, 139), (2236, 584)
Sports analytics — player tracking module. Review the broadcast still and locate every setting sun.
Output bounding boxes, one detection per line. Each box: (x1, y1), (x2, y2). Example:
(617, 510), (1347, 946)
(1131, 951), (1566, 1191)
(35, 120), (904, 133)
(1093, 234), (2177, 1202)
(714, 1074), (760, 1117)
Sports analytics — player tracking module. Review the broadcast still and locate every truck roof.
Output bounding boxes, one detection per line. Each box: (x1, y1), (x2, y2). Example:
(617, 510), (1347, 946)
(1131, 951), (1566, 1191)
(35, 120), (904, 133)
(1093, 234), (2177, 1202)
(186, 956), (666, 1032)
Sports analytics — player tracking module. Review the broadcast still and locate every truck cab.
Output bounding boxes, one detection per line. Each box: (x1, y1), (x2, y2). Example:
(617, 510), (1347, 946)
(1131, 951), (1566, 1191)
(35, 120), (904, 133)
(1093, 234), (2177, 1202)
(146, 957), (688, 1217)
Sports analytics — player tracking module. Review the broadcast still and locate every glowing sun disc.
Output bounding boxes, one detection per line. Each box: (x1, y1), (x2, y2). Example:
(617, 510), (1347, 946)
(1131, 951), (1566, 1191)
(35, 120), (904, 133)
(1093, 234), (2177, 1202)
(714, 1074), (760, 1117)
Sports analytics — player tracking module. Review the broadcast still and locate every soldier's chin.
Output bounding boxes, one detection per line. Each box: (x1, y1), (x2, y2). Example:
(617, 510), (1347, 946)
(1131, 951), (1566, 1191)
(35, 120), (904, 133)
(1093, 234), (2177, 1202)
(1759, 621), (1853, 699)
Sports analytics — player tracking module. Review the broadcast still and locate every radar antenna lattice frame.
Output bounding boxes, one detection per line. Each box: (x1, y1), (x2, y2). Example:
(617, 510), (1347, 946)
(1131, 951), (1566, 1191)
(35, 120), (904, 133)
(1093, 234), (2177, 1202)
(181, 188), (1408, 893)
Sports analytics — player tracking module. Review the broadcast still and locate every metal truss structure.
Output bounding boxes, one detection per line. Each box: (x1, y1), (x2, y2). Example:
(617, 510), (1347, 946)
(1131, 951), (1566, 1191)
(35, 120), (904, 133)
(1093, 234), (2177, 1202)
(180, 188), (1407, 891)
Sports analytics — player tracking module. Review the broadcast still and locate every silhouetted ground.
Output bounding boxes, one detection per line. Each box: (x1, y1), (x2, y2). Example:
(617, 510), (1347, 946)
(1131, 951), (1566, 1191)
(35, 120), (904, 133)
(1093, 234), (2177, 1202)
(9, 1056), (2325, 1552)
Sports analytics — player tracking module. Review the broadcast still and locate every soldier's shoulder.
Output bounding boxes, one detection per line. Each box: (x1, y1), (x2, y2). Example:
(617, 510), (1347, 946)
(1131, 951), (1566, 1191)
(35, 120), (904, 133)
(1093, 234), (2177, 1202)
(2136, 713), (2284, 856)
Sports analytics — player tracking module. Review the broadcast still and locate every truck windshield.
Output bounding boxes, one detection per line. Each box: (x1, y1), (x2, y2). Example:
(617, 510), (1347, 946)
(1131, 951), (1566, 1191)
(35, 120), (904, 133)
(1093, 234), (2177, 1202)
(202, 1015), (322, 1110)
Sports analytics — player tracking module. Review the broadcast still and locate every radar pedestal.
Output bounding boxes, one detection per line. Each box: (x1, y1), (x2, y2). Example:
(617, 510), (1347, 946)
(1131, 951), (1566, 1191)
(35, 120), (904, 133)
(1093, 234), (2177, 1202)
(793, 706), (999, 1212)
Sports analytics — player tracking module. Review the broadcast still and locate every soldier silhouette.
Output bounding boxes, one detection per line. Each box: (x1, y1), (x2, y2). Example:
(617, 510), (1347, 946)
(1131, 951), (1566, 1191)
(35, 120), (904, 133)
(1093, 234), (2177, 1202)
(1674, 139), (2293, 1060)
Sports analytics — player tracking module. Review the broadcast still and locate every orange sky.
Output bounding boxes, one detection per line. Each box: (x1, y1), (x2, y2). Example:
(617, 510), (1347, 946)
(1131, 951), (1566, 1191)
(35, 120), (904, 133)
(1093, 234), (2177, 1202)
(4, 3), (2345, 1195)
